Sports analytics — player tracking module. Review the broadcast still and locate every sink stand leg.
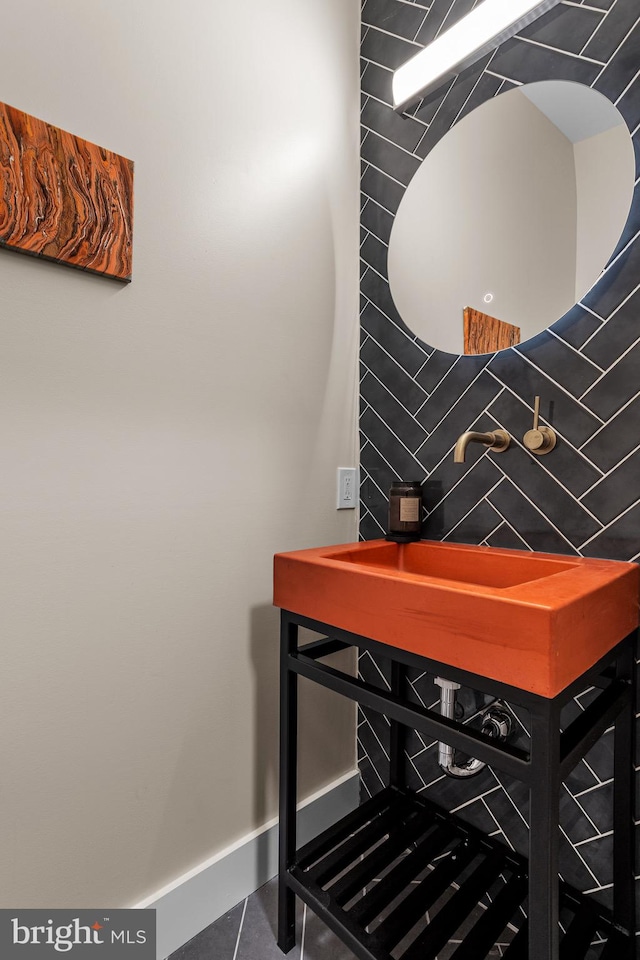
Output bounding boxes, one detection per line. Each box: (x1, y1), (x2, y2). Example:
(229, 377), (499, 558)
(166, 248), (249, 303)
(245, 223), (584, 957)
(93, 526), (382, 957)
(613, 634), (637, 938)
(390, 661), (408, 790)
(278, 614), (298, 953)
(529, 697), (561, 960)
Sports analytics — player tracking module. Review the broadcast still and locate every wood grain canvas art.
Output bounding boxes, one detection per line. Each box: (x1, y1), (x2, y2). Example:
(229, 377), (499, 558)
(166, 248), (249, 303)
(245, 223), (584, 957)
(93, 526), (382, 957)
(0, 102), (133, 281)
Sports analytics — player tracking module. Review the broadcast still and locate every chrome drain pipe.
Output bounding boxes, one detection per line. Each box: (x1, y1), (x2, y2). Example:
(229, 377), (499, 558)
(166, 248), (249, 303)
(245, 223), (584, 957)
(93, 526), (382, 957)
(434, 677), (511, 779)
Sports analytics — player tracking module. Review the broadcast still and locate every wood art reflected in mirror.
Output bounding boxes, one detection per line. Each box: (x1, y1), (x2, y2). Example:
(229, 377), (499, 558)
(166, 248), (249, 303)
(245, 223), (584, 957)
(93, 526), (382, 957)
(463, 307), (520, 355)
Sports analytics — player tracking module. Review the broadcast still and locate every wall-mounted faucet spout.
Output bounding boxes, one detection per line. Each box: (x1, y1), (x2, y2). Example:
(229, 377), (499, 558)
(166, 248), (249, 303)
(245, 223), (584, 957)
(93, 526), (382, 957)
(454, 429), (510, 463)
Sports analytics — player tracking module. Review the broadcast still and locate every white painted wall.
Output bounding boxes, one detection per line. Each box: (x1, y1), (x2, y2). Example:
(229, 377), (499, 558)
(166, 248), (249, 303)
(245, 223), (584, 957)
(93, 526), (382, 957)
(0, 0), (359, 909)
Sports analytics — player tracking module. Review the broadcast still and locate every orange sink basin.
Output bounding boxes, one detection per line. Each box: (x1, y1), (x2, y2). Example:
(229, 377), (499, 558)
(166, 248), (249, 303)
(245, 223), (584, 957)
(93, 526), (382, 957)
(273, 540), (639, 698)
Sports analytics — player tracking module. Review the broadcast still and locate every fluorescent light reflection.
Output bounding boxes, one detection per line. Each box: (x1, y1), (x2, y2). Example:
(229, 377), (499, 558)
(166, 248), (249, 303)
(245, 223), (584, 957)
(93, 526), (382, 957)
(392, 0), (561, 111)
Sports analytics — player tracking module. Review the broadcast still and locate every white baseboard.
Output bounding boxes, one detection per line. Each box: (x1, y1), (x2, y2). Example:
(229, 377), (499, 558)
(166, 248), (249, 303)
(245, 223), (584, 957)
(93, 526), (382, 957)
(134, 769), (360, 960)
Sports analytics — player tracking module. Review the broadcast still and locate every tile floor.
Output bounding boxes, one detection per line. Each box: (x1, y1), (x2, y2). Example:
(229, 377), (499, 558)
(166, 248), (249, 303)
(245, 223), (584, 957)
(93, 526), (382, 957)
(167, 875), (514, 960)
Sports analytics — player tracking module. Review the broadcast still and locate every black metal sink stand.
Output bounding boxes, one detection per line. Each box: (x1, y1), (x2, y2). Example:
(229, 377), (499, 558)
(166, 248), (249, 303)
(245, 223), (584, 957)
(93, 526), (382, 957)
(277, 610), (637, 960)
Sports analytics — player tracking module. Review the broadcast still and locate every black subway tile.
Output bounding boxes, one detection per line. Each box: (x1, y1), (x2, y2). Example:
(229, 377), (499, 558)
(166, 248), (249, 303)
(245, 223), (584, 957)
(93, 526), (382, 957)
(584, 2), (640, 63)
(363, 0), (426, 40)
(423, 457), (502, 535)
(595, 19), (640, 102)
(423, 455), (487, 515)
(415, 350), (457, 393)
(362, 97), (426, 153)
(575, 782), (614, 838)
(487, 349), (602, 448)
(581, 286), (640, 368)
(415, 372), (502, 471)
(361, 129), (422, 186)
(550, 305), (603, 350)
(485, 522), (530, 552)
(361, 440), (399, 492)
(580, 449), (640, 525)
(563, 761), (599, 797)
(361, 405), (426, 479)
(582, 340), (640, 420)
(360, 232), (389, 279)
(487, 481), (579, 555)
(361, 61), (394, 106)
(416, 355), (489, 433)
(415, 0), (476, 47)
(580, 395), (640, 472)
(361, 197), (394, 246)
(443, 499), (502, 545)
(608, 180), (640, 263)
(572, 834), (613, 890)
(361, 337), (427, 411)
(519, 333), (601, 397)
(411, 82), (454, 127)
(361, 268), (410, 331)
(487, 391), (601, 498)
(558, 843), (603, 899)
(616, 73), (640, 133)
(361, 25), (421, 71)
(361, 372), (428, 452)
(580, 499), (640, 559)
(489, 37), (600, 87)
(361, 301), (430, 380)
(360, 510), (386, 541)
(519, 4), (604, 56)
(581, 234), (640, 319)
(483, 788), (529, 857)
(361, 165), (405, 216)
(496, 444), (601, 547)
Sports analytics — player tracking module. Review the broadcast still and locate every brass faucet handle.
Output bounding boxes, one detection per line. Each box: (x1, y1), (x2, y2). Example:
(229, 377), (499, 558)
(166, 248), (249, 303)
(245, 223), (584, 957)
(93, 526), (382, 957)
(523, 396), (556, 455)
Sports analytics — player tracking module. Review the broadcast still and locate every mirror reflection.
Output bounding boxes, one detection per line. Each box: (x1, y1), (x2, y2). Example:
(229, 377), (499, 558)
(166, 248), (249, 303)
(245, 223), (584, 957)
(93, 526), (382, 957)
(387, 81), (635, 356)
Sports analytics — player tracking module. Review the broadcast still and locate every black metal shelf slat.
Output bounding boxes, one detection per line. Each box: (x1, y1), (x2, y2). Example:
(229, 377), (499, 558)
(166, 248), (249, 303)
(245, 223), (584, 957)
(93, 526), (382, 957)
(296, 786), (394, 871)
(288, 866), (390, 960)
(308, 795), (418, 888)
(289, 787), (631, 960)
(401, 849), (509, 960)
(599, 928), (636, 959)
(501, 920), (528, 959)
(559, 901), (600, 958)
(327, 806), (436, 907)
(373, 839), (478, 950)
(347, 820), (458, 928)
(450, 875), (528, 960)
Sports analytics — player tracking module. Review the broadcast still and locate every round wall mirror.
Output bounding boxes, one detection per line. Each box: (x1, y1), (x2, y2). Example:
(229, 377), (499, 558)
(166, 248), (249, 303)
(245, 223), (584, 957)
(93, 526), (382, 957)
(387, 81), (635, 356)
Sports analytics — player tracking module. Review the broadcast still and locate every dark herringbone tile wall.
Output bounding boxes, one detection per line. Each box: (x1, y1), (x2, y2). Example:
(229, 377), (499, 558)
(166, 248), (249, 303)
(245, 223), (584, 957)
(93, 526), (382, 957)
(359, 0), (640, 922)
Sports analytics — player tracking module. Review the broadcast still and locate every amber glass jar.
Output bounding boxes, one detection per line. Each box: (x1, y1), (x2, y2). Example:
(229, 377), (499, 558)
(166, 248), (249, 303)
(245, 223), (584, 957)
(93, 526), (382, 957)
(386, 481), (423, 543)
